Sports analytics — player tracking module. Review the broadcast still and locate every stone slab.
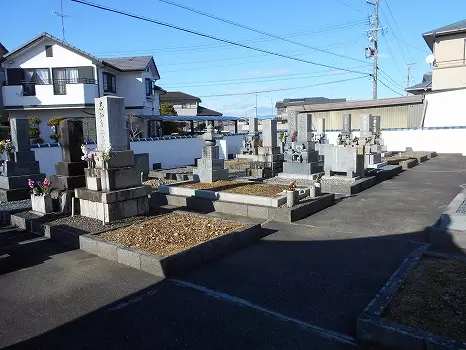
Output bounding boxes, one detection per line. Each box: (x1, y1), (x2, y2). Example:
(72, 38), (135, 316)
(262, 119), (277, 147)
(50, 174), (86, 191)
(134, 153), (149, 180)
(357, 246), (466, 350)
(0, 173), (46, 190)
(60, 119), (85, 163)
(11, 151), (36, 162)
(0, 188), (32, 202)
(1, 161), (40, 176)
(321, 175), (376, 195)
(282, 161), (323, 175)
(79, 195), (149, 223)
(85, 167), (142, 191)
(94, 150), (135, 169)
(55, 161), (87, 177)
(75, 185), (151, 204)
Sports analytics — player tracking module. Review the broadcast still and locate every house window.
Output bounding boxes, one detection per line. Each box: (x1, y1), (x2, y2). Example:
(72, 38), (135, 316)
(45, 45), (53, 57)
(145, 78), (152, 96)
(103, 72), (116, 93)
(181, 103), (194, 108)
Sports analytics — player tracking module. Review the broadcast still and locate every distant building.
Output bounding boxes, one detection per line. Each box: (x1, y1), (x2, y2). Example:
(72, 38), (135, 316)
(406, 72), (432, 95)
(160, 91), (222, 116)
(1, 33), (164, 141)
(275, 97), (346, 120)
(408, 19), (466, 93)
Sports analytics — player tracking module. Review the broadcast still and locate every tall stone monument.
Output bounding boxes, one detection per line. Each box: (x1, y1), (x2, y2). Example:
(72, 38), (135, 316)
(238, 117), (259, 157)
(337, 114), (353, 145)
(0, 118), (46, 201)
(360, 114), (387, 168)
(278, 113), (323, 180)
(50, 119), (87, 212)
(249, 119), (284, 177)
(75, 96), (151, 223)
(193, 124), (229, 183)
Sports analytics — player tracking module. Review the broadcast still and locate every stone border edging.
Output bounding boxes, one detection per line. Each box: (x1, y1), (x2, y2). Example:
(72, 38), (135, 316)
(357, 245), (466, 349)
(79, 221), (264, 278)
(151, 192), (335, 223)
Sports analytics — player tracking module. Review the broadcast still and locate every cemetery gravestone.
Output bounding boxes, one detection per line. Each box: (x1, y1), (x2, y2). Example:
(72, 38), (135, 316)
(193, 124), (229, 183)
(75, 96), (151, 223)
(0, 118), (46, 201)
(250, 119), (284, 177)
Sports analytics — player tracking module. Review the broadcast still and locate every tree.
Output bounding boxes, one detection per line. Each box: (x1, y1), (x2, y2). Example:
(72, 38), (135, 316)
(28, 117), (44, 144)
(160, 103), (186, 135)
(160, 103), (177, 116)
(47, 117), (65, 142)
(128, 114), (143, 138)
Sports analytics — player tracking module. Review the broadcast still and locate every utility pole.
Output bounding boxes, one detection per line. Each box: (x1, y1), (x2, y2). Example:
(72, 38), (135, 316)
(255, 92), (258, 118)
(365, 0), (384, 99)
(53, 0), (68, 41)
(406, 63), (416, 95)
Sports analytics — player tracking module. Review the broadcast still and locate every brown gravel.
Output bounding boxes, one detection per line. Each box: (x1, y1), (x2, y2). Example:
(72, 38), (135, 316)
(383, 256), (466, 342)
(224, 159), (250, 166)
(178, 180), (289, 197)
(143, 178), (178, 191)
(97, 212), (245, 257)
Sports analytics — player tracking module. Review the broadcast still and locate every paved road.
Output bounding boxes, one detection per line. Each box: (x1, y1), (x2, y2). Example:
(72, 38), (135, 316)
(1, 154), (465, 349)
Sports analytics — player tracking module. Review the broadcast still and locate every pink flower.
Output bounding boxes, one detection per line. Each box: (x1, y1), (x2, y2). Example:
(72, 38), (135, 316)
(28, 179), (34, 189)
(43, 178), (50, 187)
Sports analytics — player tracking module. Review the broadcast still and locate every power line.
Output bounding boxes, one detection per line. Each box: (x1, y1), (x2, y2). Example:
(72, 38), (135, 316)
(71, 0), (370, 76)
(378, 78), (404, 96)
(163, 65), (371, 87)
(93, 21), (367, 56)
(157, 0), (369, 64)
(390, 32), (429, 53)
(198, 76), (368, 98)
(332, 0), (365, 13)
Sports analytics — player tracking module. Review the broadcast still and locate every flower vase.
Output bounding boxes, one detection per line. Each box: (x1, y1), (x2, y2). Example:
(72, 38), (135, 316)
(286, 190), (297, 208)
(31, 194), (53, 215)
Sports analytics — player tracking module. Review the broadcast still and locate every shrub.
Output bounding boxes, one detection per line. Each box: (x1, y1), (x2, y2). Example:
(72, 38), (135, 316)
(49, 133), (60, 143)
(28, 117), (41, 126)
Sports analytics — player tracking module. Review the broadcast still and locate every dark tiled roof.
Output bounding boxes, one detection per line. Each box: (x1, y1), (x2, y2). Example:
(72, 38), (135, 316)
(406, 72), (432, 93)
(100, 56), (153, 71)
(275, 97), (346, 109)
(0, 42), (7, 57)
(197, 106), (222, 116)
(160, 91), (202, 104)
(423, 19), (466, 51)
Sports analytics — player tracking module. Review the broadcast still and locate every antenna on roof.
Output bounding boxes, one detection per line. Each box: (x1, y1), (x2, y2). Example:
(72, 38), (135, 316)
(53, 0), (69, 41)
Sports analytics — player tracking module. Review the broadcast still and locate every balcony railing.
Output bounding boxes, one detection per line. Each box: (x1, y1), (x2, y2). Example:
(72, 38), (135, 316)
(3, 78), (97, 96)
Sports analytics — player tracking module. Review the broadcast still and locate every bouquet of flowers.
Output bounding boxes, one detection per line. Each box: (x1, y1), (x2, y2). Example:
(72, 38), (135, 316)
(291, 131), (297, 142)
(28, 178), (51, 196)
(287, 181), (296, 191)
(0, 139), (15, 154)
(94, 144), (112, 165)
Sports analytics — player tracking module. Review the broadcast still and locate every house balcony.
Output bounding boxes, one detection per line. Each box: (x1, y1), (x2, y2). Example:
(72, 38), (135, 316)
(2, 80), (98, 110)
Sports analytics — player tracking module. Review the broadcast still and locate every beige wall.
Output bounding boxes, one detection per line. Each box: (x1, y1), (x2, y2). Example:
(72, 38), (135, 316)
(432, 33), (466, 90)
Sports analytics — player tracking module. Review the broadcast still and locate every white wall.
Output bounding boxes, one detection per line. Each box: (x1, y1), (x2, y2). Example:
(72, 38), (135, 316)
(325, 129), (466, 155)
(33, 134), (244, 176)
(423, 88), (466, 127)
(4, 39), (95, 69)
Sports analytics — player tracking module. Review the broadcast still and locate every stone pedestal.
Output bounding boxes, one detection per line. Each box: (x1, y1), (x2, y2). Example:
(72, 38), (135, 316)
(238, 117), (260, 157)
(0, 118), (46, 201)
(279, 114), (323, 179)
(50, 120), (87, 213)
(75, 96), (150, 223)
(30, 194), (53, 215)
(193, 125), (229, 183)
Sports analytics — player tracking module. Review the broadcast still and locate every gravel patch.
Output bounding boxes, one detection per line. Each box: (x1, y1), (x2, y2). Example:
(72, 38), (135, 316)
(97, 212), (245, 257)
(0, 199), (31, 213)
(178, 180), (290, 197)
(143, 178), (178, 191)
(383, 256), (466, 342)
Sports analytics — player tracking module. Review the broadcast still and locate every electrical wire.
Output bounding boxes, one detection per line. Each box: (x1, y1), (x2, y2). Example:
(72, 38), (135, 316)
(331, 0), (366, 14)
(198, 76), (368, 98)
(378, 78), (404, 96)
(157, 0), (369, 64)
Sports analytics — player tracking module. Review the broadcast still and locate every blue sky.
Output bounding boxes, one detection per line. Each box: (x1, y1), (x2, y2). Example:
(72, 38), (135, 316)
(1, 0), (465, 117)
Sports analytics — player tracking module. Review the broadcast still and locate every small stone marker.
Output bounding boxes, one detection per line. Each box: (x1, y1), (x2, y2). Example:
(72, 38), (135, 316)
(95, 96), (128, 151)
(287, 111), (298, 137)
(342, 114), (352, 135)
(297, 114), (313, 143)
(60, 119), (85, 163)
(248, 117), (258, 134)
(360, 114), (371, 139)
(262, 119), (277, 148)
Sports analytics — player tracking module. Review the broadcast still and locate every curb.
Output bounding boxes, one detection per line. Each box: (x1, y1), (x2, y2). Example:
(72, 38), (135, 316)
(357, 245), (466, 349)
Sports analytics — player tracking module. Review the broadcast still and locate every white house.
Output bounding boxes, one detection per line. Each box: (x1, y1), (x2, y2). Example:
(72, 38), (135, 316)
(1, 33), (164, 142)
